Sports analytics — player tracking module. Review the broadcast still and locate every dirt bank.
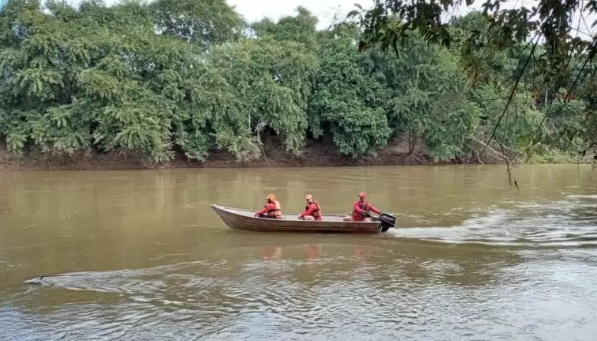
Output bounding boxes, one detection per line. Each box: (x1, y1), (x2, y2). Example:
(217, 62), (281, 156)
(0, 140), (502, 171)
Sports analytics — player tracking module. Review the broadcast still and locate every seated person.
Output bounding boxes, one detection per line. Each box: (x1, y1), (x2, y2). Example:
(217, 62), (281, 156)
(299, 194), (322, 221)
(254, 194), (282, 219)
(344, 192), (380, 222)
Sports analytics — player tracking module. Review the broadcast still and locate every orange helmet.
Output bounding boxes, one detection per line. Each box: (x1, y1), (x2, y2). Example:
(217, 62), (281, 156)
(359, 192), (366, 198)
(305, 194), (313, 201)
(266, 194), (276, 201)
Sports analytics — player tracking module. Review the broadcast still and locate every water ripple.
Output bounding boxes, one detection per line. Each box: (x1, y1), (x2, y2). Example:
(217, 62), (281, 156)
(0, 248), (593, 341)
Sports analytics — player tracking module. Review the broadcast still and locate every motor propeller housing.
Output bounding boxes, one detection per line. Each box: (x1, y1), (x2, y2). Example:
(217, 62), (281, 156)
(378, 212), (396, 232)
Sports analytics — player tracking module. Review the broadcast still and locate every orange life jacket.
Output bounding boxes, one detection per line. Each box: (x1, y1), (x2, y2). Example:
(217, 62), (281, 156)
(305, 202), (321, 218)
(267, 200), (282, 218)
(358, 201), (370, 211)
(352, 201), (370, 220)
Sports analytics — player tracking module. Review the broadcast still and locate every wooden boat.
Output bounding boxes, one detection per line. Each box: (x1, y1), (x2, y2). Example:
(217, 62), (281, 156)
(211, 204), (396, 234)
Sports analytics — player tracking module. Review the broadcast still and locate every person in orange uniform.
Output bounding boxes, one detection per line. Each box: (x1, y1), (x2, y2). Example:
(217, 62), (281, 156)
(344, 192), (381, 222)
(255, 194), (282, 219)
(299, 194), (322, 221)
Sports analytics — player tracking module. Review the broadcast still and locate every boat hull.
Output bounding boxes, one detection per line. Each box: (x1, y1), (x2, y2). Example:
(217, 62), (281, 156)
(211, 204), (383, 234)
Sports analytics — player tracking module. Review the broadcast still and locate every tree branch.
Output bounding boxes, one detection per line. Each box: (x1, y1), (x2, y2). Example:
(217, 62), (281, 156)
(480, 34), (539, 156)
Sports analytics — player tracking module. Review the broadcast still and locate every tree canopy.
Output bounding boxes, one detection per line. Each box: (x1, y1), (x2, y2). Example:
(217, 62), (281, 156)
(349, 0), (597, 163)
(0, 0), (594, 165)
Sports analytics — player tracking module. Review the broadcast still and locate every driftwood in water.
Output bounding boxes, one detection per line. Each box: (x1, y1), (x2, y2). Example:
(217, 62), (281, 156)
(465, 137), (513, 164)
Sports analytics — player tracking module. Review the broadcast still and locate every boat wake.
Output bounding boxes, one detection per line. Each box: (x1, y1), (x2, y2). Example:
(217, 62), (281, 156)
(386, 194), (597, 248)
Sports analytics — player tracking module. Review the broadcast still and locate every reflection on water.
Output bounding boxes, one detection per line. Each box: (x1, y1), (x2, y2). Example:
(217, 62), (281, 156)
(0, 165), (596, 340)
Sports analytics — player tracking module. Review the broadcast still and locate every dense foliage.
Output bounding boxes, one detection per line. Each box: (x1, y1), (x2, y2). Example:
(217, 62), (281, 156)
(350, 0), (597, 163)
(0, 0), (594, 164)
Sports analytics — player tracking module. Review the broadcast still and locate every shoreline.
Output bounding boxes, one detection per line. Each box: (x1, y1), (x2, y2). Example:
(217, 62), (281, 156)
(0, 146), (495, 171)
(0, 154), (475, 171)
(1, 141), (585, 172)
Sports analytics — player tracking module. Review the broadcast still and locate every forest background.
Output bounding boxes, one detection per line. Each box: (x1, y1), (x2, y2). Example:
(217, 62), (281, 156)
(0, 0), (595, 169)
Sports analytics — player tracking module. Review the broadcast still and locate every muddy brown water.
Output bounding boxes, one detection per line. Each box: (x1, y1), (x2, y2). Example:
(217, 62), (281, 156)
(1, 164), (596, 340)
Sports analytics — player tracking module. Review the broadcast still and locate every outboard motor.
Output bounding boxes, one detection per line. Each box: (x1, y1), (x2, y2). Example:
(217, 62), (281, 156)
(378, 212), (396, 232)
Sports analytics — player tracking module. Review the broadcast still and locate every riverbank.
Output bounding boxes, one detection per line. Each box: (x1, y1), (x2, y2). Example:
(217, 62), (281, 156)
(0, 139), (578, 171)
(0, 142), (455, 171)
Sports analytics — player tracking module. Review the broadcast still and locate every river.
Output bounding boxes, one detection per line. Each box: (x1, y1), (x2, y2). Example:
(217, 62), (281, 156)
(0, 164), (596, 340)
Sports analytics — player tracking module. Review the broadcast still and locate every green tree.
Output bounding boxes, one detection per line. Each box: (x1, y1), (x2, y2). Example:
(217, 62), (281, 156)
(309, 27), (391, 157)
(0, 0), (202, 162)
(0, 0), (593, 166)
(150, 0), (243, 49)
(252, 6), (320, 50)
(349, 1), (597, 162)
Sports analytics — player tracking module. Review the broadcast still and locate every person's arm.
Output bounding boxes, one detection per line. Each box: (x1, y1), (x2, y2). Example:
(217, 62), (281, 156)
(255, 203), (274, 216)
(301, 203), (316, 218)
(369, 204), (381, 214)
